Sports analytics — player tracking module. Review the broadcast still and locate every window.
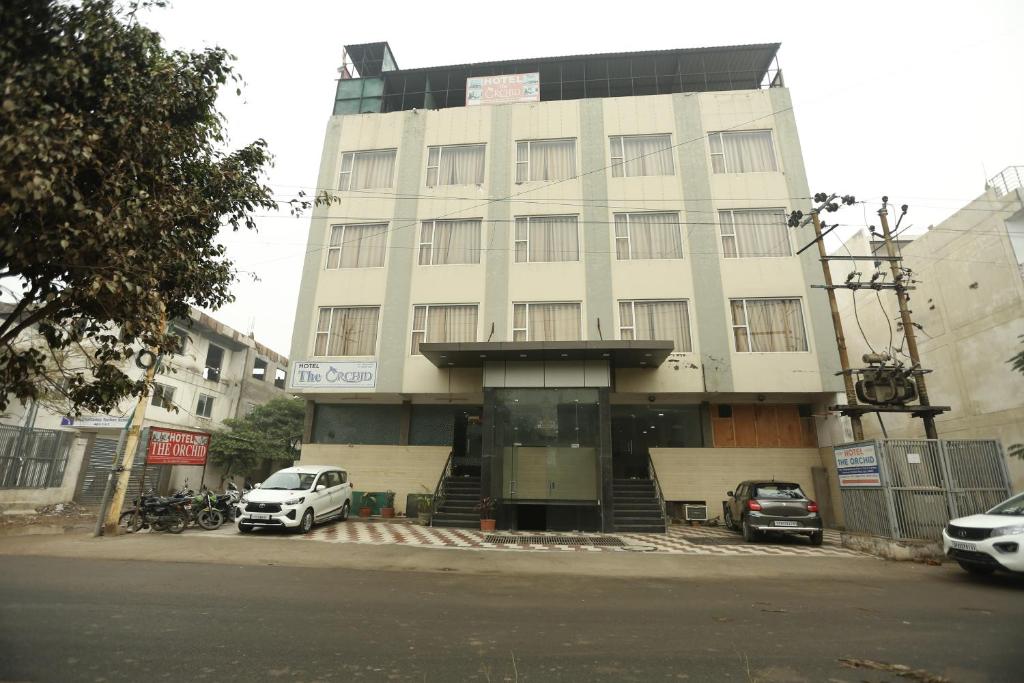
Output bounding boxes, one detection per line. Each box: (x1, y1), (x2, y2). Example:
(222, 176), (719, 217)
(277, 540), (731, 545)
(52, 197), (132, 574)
(203, 344), (223, 382)
(339, 149), (396, 190)
(274, 368), (286, 389)
(252, 358), (267, 381)
(514, 215), (579, 263)
(418, 219), (481, 265)
(609, 134), (674, 177)
(619, 300), (692, 352)
(512, 303), (581, 342)
(516, 139), (577, 182)
(730, 298), (808, 352)
(426, 144), (485, 186)
(314, 306), (380, 356)
(719, 209), (791, 257)
(614, 213), (683, 260)
(169, 329), (188, 356)
(151, 383), (176, 410)
(411, 304), (479, 354)
(709, 131), (778, 173)
(326, 224), (387, 269)
(196, 393), (214, 419)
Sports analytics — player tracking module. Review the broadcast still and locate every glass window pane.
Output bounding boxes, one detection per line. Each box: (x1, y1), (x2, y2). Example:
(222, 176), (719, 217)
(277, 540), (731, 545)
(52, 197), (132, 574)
(730, 300), (747, 325)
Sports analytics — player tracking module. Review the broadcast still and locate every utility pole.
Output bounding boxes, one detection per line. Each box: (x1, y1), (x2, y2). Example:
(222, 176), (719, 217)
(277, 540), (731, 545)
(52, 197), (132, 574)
(878, 198), (938, 439)
(101, 312), (166, 535)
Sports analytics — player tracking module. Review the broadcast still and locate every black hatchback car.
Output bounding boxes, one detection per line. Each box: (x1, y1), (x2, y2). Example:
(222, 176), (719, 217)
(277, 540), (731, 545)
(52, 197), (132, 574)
(724, 480), (824, 545)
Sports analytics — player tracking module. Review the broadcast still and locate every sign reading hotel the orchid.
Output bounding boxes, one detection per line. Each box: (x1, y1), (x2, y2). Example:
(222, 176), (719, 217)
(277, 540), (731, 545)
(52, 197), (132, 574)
(146, 427), (211, 466)
(834, 442), (882, 488)
(291, 361), (377, 389)
(466, 73), (540, 106)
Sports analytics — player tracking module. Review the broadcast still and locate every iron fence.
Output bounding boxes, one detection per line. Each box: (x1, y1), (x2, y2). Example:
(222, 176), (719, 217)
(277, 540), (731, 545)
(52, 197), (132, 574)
(838, 439), (1012, 541)
(0, 424), (73, 489)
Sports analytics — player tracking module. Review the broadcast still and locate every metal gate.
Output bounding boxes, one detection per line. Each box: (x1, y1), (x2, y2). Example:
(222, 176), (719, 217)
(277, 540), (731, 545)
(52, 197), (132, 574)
(839, 439), (1012, 541)
(0, 425), (73, 489)
(76, 433), (165, 506)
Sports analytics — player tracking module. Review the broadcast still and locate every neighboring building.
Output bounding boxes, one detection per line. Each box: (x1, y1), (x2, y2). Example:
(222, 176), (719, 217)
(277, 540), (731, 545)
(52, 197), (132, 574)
(833, 169), (1024, 492)
(290, 42), (849, 531)
(0, 306), (290, 508)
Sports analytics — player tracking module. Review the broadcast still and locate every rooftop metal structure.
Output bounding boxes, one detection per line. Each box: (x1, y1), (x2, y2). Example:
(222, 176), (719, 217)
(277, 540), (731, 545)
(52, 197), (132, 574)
(335, 42), (782, 115)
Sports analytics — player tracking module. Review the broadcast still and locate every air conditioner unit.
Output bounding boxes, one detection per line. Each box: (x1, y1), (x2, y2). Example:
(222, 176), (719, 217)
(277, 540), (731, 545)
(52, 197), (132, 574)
(684, 505), (708, 521)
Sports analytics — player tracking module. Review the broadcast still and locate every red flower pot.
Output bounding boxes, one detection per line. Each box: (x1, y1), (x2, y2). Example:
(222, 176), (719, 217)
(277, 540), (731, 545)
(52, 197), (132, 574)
(480, 519), (496, 532)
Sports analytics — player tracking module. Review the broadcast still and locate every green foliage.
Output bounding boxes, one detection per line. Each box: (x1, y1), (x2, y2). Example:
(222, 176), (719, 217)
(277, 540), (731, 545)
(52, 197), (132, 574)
(208, 397), (304, 479)
(0, 0), (277, 413)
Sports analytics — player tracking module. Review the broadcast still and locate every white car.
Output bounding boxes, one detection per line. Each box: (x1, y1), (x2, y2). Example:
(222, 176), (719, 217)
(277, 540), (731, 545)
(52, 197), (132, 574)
(942, 491), (1024, 575)
(237, 465), (353, 533)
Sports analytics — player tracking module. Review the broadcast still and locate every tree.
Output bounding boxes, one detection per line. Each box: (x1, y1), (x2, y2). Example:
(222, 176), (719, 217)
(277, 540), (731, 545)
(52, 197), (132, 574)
(0, 0), (277, 414)
(208, 397), (305, 482)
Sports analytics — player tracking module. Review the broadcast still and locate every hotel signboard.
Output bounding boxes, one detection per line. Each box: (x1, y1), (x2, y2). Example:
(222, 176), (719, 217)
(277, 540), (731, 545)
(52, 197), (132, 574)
(291, 361), (377, 390)
(834, 442), (883, 488)
(466, 73), (540, 106)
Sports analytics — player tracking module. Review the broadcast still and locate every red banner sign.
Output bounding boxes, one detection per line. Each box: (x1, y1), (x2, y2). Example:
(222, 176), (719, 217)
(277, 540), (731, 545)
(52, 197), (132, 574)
(146, 427), (211, 465)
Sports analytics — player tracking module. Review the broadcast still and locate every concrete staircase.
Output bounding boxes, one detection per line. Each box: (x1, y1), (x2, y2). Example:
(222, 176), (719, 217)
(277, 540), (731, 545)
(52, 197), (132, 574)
(612, 478), (667, 533)
(431, 475), (481, 529)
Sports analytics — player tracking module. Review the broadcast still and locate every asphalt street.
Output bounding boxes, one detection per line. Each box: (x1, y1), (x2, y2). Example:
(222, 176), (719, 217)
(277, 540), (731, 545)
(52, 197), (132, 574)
(1, 551), (1022, 682)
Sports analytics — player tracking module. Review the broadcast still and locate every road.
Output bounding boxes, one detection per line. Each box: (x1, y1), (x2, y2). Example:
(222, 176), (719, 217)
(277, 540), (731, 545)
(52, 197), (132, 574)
(1, 549), (1022, 682)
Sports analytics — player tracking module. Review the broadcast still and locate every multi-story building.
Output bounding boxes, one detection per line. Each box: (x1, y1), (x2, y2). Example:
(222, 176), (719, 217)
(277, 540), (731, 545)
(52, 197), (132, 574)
(290, 42), (847, 531)
(833, 169), (1024, 492)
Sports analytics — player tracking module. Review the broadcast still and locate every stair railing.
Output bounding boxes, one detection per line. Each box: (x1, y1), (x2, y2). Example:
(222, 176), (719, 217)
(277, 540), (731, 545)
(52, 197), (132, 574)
(646, 453), (669, 528)
(430, 450), (454, 518)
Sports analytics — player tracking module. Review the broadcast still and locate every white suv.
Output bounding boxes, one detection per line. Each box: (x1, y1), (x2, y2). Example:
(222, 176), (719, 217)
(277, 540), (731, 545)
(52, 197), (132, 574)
(237, 465), (353, 533)
(942, 491), (1024, 575)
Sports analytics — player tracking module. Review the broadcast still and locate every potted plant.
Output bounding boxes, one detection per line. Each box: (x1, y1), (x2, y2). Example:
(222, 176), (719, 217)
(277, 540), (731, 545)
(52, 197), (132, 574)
(358, 492), (376, 518)
(380, 490), (396, 518)
(417, 493), (434, 526)
(476, 496), (496, 532)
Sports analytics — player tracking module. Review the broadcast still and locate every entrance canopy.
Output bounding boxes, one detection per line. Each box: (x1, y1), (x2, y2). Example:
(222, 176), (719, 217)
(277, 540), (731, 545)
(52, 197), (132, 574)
(418, 341), (674, 369)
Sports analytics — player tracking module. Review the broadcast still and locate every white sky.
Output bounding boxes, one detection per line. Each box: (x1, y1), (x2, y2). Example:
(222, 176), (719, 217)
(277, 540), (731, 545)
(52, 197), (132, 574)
(131, 0), (1022, 356)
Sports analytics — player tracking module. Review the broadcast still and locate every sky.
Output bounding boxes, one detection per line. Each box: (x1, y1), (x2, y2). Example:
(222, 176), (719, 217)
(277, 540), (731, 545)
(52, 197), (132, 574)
(135, 0), (1023, 357)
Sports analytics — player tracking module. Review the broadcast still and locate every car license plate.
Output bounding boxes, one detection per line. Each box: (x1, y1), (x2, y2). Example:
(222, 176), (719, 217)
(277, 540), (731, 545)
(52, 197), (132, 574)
(950, 540), (977, 551)
(774, 520), (798, 527)
(250, 513), (270, 520)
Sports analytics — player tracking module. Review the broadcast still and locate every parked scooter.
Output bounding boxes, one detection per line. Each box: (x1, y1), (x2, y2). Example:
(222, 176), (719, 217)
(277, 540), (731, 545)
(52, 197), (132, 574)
(118, 490), (191, 534)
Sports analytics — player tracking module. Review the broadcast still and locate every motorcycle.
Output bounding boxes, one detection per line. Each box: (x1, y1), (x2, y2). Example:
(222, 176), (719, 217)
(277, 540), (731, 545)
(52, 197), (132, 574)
(191, 487), (225, 530)
(118, 490), (191, 534)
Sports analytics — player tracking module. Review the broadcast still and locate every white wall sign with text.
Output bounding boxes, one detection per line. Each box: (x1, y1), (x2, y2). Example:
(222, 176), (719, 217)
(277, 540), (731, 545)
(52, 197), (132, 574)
(466, 73), (539, 106)
(834, 442), (883, 487)
(290, 361), (377, 390)
(60, 415), (130, 429)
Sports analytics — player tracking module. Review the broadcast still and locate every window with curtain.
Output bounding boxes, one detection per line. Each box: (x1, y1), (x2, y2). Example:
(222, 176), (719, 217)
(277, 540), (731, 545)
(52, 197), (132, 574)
(619, 300), (692, 352)
(709, 131), (778, 173)
(339, 149), (396, 190)
(614, 213), (683, 260)
(512, 303), (581, 342)
(609, 134), (674, 178)
(326, 224), (388, 268)
(730, 298), (808, 352)
(410, 304), (479, 354)
(426, 144), (486, 186)
(418, 219), (482, 265)
(719, 209), (791, 257)
(516, 139), (577, 182)
(514, 215), (579, 263)
(314, 306), (380, 356)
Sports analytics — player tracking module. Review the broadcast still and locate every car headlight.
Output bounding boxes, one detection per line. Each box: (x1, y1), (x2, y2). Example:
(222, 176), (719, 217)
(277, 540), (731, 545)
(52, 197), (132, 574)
(283, 496), (306, 506)
(991, 525), (1024, 538)
(240, 496), (248, 504)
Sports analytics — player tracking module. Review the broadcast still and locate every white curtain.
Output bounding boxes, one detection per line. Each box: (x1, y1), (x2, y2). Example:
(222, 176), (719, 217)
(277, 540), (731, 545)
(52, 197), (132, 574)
(520, 303), (581, 341)
(515, 216), (579, 262)
(616, 213), (682, 259)
(612, 135), (674, 177)
(315, 307), (380, 356)
(327, 224), (387, 268)
(722, 131), (777, 173)
(625, 301), (692, 351)
(425, 220), (481, 264)
(517, 139), (576, 182)
(341, 150), (396, 190)
(433, 144), (485, 186)
(733, 299), (807, 352)
(412, 305), (478, 353)
(720, 210), (790, 257)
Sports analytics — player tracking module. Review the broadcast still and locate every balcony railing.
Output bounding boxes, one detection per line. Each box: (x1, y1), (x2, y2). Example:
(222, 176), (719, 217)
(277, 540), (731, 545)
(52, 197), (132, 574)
(987, 166), (1023, 197)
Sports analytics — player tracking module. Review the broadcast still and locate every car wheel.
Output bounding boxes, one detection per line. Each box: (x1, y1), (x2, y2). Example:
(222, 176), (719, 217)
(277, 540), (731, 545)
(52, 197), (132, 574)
(238, 522), (253, 533)
(958, 561), (996, 576)
(742, 519), (759, 543)
(808, 530), (824, 546)
(724, 509), (736, 532)
(298, 508), (314, 534)
(338, 502), (350, 522)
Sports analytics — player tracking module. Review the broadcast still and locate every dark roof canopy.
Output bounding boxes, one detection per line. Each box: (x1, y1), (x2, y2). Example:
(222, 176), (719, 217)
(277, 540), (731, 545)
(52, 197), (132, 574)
(418, 341), (675, 369)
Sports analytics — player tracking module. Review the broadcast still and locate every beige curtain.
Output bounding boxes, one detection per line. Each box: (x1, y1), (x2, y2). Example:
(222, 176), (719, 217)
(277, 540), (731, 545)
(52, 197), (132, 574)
(721, 131), (777, 173)
(423, 220), (481, 264)
(519, 303), (581, 341)
(616, 213), (682, 259)
(515, 216), (579, 262)
(343, 150), (396, 190)
(612, 135), (674, 177)
(315, 307), (380, 356)
(720, 210), (790, 257)
(412, 305), (478, 353)
(433, 144), (485, 186)
(517, 139), (576, 182)
(328, 224), (387, 268)
(733, 299), (807, 352)
(625, 301), (692, 351)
